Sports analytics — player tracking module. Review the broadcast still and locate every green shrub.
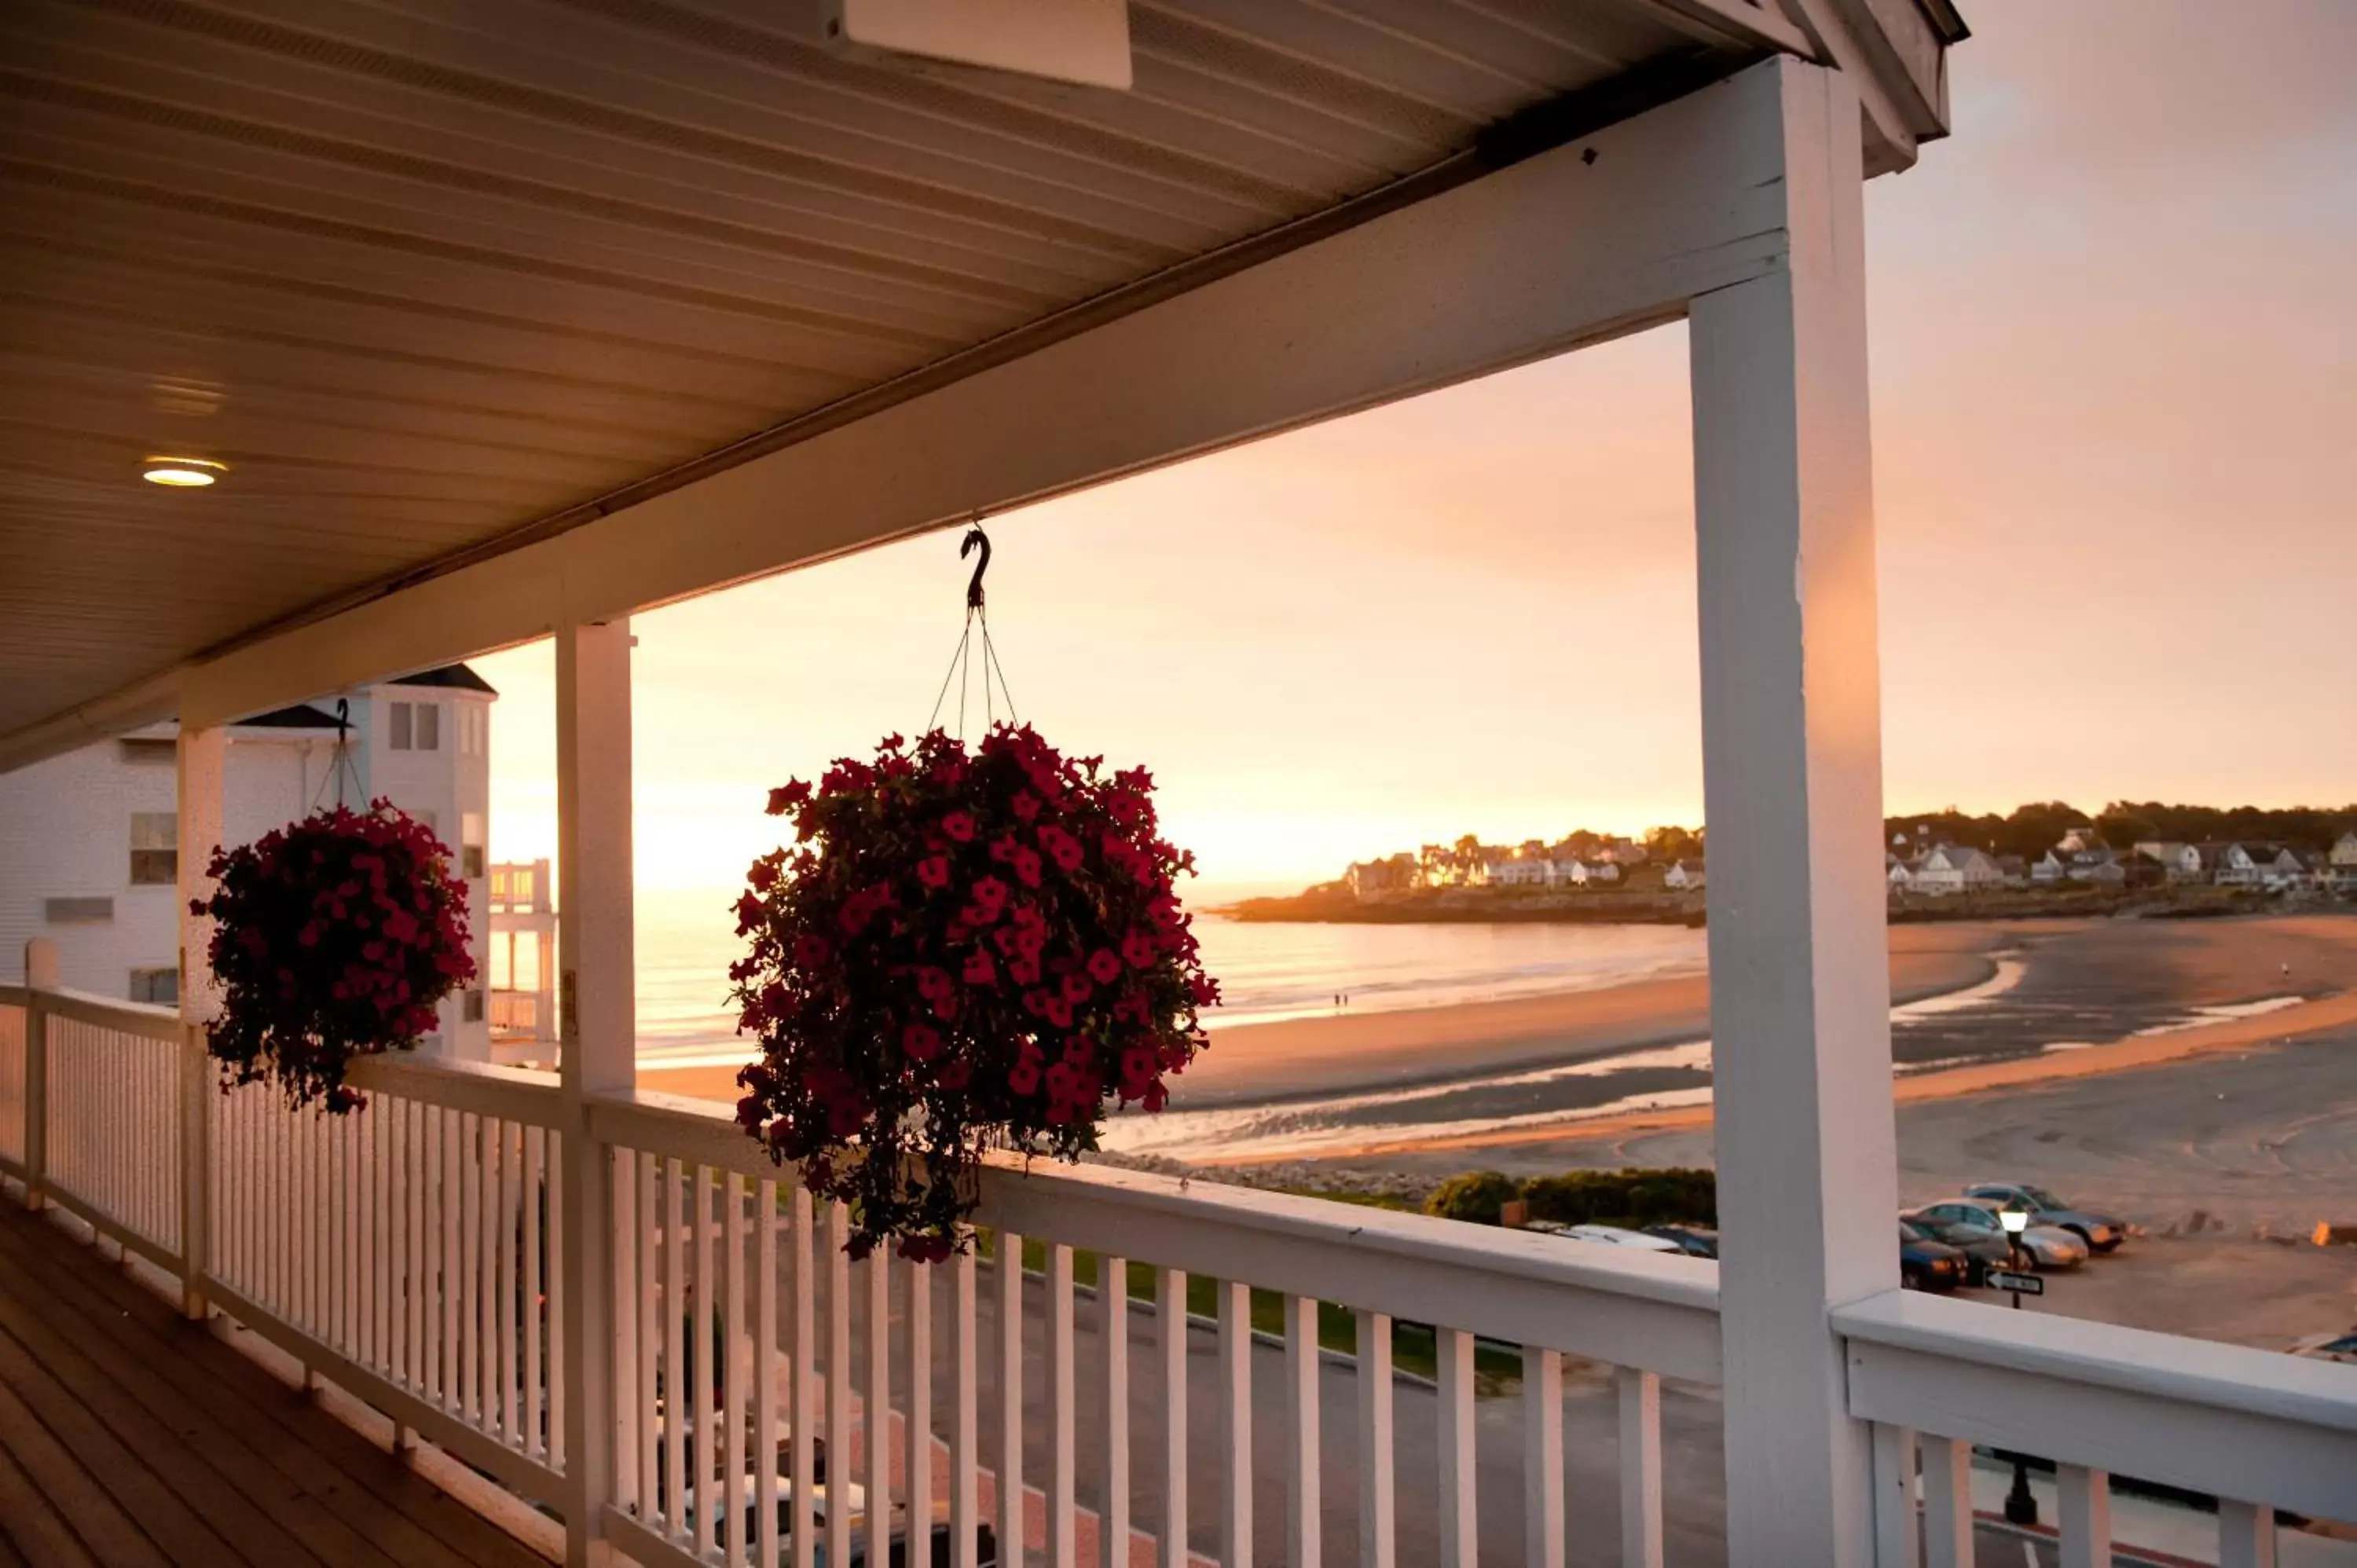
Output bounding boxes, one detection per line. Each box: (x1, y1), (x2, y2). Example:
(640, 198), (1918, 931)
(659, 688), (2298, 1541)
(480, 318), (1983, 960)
(1519, 1167), (1715, 1228)
(1423, 1170), (1521, 1225)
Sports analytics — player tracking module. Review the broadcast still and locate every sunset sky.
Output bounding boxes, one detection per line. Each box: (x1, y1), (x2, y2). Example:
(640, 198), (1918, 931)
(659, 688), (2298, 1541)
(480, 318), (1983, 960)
(475, 1), (2357, 895)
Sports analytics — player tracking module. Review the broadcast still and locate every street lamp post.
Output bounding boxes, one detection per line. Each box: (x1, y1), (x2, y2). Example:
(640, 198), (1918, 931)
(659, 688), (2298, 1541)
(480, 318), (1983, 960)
(1999, 1207), (2039, 1526)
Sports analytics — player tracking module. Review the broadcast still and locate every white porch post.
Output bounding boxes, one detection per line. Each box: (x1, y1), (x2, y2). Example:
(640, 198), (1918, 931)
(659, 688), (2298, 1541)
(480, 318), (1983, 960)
(555, 614), (634, 1567)
(177, 724), (225, 1318)
(1688, 59), (1894, 1568)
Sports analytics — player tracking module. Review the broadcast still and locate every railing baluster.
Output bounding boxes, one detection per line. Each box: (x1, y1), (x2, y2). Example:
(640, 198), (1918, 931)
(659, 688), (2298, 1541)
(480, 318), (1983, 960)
(464, 1112), (484, 1423)
(906, 1253), (933, 1568)
(952, 1247), (980, 1568)
(1160, 1266), (1189, 1568)
(997, 1229), (1025, 1568)
(665, 1155), (688, 1541)
(827, 1202), (853, 1568)
(442, 1107), (461, 1412)
(726, 1170), (748, 1568)
(1048, 1243), (1077, 1568)
(1919, 1435), (1974, 1568)
(499, 1119), (520, 1445)
(867, 1243), (893, 1568)
(1615, 1366), (1662, 1568)
(1871, 1423), (1920, 1568)
(1523, 1346), (1563, 1568)
(2057, 1464), (2110, 1568)
(545, 1126), (564, 1475)
(1355, 1308), (1393, 1568)
(756, 1177), (780, 1568)
(790, 1187), (817, 1568)
(2219, 1497), (2278, 1568)
(1285, 1293), (1321, 1568)
(696, 1165), (717, 1548)
(635, 1150), (658, 1513)
(1220, 1279), (1252, 1568)
(526, 1126), (546, 1462)
(1099, 1253), (1128, 1568)
(1437, 1328), (1475, 1568)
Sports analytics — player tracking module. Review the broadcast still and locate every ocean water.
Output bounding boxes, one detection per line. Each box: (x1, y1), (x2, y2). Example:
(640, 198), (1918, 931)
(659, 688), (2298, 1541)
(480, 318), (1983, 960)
(631, 886), (1709, 1069)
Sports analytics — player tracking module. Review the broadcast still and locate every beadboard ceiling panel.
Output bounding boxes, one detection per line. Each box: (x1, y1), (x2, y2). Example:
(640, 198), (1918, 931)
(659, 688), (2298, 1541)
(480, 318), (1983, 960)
(0, 0), (1846, 739)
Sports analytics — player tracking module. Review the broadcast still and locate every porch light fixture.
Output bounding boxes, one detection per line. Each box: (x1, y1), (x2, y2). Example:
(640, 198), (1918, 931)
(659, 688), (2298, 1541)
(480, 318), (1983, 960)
(142, 456), (226, 487)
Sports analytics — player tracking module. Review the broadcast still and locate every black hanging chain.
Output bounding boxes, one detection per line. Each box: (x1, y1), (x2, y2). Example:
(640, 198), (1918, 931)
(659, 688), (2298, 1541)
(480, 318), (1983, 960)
(310, 697), (365, 811)
(925, 524), (1019, 741)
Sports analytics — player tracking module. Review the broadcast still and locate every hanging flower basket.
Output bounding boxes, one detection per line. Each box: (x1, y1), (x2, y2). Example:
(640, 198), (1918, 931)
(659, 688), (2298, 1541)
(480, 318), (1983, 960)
(731, 725), (1218, 1258)
(192, 800), (476, 1112)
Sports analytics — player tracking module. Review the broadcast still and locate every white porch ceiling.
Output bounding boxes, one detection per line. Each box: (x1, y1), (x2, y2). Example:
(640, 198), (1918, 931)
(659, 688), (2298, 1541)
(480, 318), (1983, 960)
(0, 0), (1957, 746)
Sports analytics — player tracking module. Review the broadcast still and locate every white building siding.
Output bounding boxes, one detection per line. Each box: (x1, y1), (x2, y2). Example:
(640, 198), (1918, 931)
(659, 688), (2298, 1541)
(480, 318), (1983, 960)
(0, 680), (495, 1059)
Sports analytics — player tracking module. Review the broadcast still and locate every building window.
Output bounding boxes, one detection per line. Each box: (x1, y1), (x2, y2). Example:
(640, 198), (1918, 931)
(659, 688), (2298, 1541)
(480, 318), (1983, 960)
(414, 809), (438, 840)
(461, 811), (486, 879)
(415, 702), (440, 751)
(390, 701), (412, 750)
(130, 967), (179, 1006)
(457, 704), (486, 757)
(462, 988), (486, 1024)
(130, 812), (178, 885)
(43, 896), (112, 924)
(119, 738), (176, 765)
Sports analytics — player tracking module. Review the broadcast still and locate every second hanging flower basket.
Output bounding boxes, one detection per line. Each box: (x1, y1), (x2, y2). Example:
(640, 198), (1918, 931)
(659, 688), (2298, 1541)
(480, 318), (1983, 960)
(192, 800), (476, 1112)
(730, 724), (1219, 1258)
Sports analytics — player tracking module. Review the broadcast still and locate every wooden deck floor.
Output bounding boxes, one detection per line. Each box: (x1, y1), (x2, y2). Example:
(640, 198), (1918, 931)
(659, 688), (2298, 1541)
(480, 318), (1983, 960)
(0, 1201), (550, 1568)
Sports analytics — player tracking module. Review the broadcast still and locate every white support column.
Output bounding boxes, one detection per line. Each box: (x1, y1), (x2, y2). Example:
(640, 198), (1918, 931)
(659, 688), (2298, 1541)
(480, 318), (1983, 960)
(1688, 58), (1892, 1568)
(555, 614), (635, 1568)
(178, 725), (225, 1318)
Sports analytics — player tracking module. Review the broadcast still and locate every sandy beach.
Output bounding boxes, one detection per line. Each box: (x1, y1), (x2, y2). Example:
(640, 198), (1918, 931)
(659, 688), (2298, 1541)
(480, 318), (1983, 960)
(636, 915), (2357, 1218)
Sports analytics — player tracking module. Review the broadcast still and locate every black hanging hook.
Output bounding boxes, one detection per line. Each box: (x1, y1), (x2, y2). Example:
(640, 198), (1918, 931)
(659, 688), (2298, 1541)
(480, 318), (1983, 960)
(335, 697), (350, 738)
(961, 526), (992, 611)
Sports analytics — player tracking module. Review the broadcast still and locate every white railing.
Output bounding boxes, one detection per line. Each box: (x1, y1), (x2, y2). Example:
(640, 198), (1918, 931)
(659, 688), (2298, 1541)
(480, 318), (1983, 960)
(5, 984), (188, 1269)
(3, 981), (2352, 1567)
(588, 1088), (1720, 1568)
(1840, 1288), (2357, 1568)
(206, 1054), (571, 1506)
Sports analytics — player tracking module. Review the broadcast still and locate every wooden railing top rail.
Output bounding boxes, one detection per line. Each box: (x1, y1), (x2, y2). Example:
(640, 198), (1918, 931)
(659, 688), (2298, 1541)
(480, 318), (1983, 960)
(588, 1086), (1727, 1383)
(1835, 1285), (2357, 1520)
(345, 1053), (563, 1125)
(10, 985), (185, 1041)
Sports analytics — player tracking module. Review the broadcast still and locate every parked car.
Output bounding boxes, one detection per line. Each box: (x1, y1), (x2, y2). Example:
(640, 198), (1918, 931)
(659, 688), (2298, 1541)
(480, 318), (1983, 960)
(1900, 1214), (2008, 1286)
(2291, 1329), (2357, 1366)
(1644, 1225), (1719, 1258)
(1897, 1225), (1966, 1293)
(1963, 1182), (2127, 1253)
(1907, 1199), (2088, 1269)
(1528, 1221), (1683, 1254)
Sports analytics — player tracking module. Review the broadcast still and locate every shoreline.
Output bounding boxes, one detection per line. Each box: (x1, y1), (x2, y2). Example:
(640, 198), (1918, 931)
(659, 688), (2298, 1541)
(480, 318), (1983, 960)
(1211, 984), (2357, 1168)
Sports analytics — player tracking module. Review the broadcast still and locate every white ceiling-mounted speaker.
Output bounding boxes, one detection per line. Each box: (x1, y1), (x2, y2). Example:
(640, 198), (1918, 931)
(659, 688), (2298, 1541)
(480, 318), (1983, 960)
(822, 0), (1132, 90)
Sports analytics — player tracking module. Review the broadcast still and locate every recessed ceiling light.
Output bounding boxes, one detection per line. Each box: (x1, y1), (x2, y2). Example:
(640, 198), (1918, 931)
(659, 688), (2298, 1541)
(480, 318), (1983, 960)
(142, 456), (226, 487)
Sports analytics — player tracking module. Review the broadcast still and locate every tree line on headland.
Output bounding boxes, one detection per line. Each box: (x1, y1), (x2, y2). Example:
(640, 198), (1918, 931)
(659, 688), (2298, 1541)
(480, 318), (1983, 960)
(1884, 800), (2357, 863)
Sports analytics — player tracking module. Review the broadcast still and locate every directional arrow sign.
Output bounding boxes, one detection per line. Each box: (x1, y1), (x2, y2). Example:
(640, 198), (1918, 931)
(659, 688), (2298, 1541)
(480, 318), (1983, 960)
(1987, 1269), (2044, 1295)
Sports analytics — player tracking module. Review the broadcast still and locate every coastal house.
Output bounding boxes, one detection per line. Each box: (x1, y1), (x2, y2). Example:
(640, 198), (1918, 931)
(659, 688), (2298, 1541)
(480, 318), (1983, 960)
(2031, 848), (2068, 885)
(2212, 842), (2308, 890)
(2055, 827), (2106, 855)
(1490, 853), (1554, 888)
(0, 669), (496, 1057)
(2135, 841), (2207, 882)
(3, 16), (2332, 1568)
(1886, 854), (1915, 892)
(2066, 846), (2121, 881)
(1995, 853), (2029, 887)
(1908, 843), (2006, 896)
(1560, 857), (1622, 887)
(1347, 855), (1417, 898)
(1664, 859), (1708, 891)
(488, 859), (559, 1068)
